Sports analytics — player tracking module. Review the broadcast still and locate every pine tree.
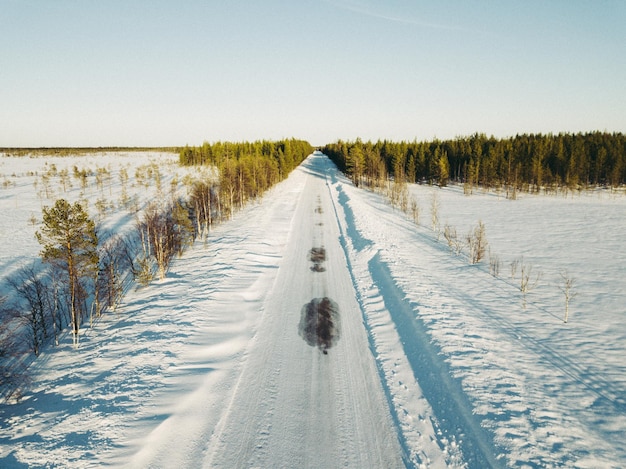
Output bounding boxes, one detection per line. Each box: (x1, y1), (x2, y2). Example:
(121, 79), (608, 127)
(437, 149), (450, 187)
(36, 199), (98, 346)
(347, 144), (365, 186)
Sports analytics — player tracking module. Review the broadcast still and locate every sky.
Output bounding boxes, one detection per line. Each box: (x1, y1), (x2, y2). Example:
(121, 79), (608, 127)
(1, 0), (625, 147)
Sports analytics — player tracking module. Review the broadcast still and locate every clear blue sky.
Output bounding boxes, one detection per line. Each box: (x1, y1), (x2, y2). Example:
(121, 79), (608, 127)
(1, 0), (625, 147)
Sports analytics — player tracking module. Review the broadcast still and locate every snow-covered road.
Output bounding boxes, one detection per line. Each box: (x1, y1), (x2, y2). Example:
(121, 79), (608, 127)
(122, 153), (410, 468)
(200, 155), (404, 468)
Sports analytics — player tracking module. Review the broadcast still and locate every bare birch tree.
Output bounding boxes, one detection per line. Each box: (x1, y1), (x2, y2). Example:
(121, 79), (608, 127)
(519, 258), (541, 308)
(559, 271), (577, 323)
(8, 264), (51, 356)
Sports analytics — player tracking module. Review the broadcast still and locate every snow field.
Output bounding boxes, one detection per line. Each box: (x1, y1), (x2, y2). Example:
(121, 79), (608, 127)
(0, 151), (191, 285)
(337, 175), (626, 466)
(1, 151), (625, 468)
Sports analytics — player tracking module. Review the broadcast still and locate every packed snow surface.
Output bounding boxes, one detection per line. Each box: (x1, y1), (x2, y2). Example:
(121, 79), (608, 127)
(1, 152), (625, 468)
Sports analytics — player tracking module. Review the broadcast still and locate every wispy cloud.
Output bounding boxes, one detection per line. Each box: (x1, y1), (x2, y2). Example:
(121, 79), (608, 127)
(322, 0), (492, 35)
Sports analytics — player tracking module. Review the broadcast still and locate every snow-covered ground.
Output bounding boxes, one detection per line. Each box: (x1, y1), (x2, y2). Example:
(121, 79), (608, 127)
(1, 152), (625, 468)
(345, 178), (626, 467)
(0, 151), (186, 285)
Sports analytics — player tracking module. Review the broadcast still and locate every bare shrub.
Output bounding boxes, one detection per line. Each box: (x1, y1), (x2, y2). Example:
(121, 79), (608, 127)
(430, 192), (440, 236)
(520, 260), (540, 292)
(559, 271), (577, 323)
(463, 181), (472, 195)
(466, 221), (487, 264)
(519, 258), (541, 308)
(390, 178), (408, 212)
(410, 196), (420, 225)
(443, 224), (463, 255)
(58, 168), (71, 192)
(510, 258), (520, 279)
(443, 224), (456, 250)
(399, 184), (409, 214)
(489, 250), (501, 277)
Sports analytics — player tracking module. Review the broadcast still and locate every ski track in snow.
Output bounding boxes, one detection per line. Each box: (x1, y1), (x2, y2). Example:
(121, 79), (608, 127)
(1, 152), (625, 468)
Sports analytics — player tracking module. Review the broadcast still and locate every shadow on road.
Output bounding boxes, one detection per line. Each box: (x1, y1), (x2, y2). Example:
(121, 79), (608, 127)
(298, 298), (340, 354)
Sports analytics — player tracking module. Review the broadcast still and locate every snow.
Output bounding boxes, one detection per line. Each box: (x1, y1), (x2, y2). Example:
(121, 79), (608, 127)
(340, 179), (626, 467)
(1, 151), (625, 468)
(0, 151), (187, 284)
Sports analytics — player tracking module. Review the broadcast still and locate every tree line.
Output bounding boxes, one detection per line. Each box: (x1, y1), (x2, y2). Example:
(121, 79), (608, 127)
(1, 147), (179, 157)
(180, 139), (313, 218)
(178, 139), (312, 171)
(1, 139), (312, 401)
(323, 132), (626, 192)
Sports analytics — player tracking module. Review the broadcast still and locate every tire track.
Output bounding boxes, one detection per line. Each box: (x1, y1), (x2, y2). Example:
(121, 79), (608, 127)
(205, 154), (403, 467)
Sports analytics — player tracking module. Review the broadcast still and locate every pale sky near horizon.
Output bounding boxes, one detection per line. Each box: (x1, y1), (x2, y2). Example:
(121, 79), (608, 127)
(1, 0), (625, 147)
